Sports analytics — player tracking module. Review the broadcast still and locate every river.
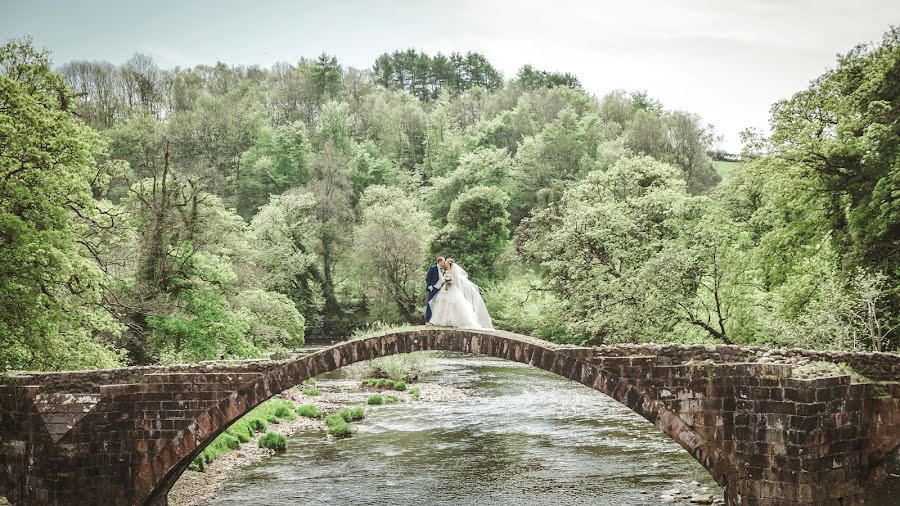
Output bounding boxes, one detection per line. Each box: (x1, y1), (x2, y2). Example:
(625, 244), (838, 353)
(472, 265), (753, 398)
(212, 352), (728, 505)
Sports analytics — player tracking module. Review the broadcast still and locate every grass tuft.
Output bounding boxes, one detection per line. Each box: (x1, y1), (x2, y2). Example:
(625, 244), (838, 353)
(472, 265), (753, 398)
(324, 414), (353, 438)
(366, 394), (384, 405)
(296, 404), (324, 418)
(259, 432), (287, 451)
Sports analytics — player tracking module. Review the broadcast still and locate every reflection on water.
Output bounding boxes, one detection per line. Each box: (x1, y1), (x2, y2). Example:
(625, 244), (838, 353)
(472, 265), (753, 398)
(212, 353), (896, 505)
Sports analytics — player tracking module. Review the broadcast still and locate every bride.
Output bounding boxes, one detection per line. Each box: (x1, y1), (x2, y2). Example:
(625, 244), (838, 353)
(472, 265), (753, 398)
(428, 259), (494, 330)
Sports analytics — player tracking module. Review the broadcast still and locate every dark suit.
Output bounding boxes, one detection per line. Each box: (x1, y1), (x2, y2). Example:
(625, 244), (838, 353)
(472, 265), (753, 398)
(425, 264), (442, 322)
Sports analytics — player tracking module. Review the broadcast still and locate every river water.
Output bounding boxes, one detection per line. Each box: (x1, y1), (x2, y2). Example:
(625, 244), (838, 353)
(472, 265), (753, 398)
(212, 352), (727, 505)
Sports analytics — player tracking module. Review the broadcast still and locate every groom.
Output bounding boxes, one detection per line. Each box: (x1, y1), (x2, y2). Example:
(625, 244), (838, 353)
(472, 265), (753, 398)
(424, 256), (448, 324)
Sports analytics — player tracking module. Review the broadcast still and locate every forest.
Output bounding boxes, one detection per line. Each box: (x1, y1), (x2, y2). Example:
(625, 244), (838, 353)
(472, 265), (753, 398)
(1, 28), (897, 372)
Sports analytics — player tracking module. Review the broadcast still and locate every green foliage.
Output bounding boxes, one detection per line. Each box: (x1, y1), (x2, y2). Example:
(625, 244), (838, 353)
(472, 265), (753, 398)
(338, 407), (366, 422)
(0, 38), (125, 371)
(367, 394), (384, 405)
(234, 289), (305, 349)
(302, 388), (321, 396)
(373, 49), (503, 100)
(259, 432), (287, 451)
(248, 418), (269, 432)
(516, 64), (582, 90)
(302, 378), (317, 385)
(324, 415), (353, 438)
(409, 387), (421, 399)
(296, 404), (324, 418)
(362, 378), (406, 391)
(432, 186), (510, 280)
(273, 405), (296, 420)
(9, 30), (899, 371)
(367, 353), (429, 382)
(354, 186), (435, 322)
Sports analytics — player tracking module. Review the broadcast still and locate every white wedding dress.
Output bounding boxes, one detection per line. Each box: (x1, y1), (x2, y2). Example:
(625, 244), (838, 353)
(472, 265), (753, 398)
(428, 264), (494, 330)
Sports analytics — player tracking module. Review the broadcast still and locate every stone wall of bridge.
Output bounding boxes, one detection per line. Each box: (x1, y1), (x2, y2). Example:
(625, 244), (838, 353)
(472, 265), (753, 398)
(0, 329), (897, 505)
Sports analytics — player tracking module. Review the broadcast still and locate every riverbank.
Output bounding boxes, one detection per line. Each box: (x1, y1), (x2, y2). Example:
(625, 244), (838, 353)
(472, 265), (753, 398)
(168, 380), (465, 506)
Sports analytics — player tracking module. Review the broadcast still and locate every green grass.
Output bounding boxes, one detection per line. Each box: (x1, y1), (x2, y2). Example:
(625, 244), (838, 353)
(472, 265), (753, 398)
(362, 378), (406, 391)
(274, 405), (297, 420)
(302, 378), (317, 386)
(259, 432), (287, 451)
(367, 394), (384, 405)
(302, 388), (322, 396)
(713, 160), (742, 181)
(384, 394), (400, 404)
(324, 413), (354, 437)
(188, 398), (298, 471)
(409, 387), (421, 399)
(338, 406), (366, 422)
(296, 404), (324, 419)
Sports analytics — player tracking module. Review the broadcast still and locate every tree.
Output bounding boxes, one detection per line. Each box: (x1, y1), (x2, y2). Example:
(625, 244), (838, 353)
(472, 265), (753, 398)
(249, 191), (323, 334)
(355, 186), (435, 322)
(516, 156), (696, 344)
(0, 39), (124, 371)
(428, 146), (517, 224)
(665, 111), (721, 194)
(515, 64), (582, 90)
(770, 27), (900, 305)
(237, 121), (313, 217)
(432, 186), (510, 281)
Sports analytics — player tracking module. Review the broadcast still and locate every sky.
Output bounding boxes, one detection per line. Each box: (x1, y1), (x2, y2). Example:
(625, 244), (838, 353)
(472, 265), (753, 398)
(2, 0), (898, 152)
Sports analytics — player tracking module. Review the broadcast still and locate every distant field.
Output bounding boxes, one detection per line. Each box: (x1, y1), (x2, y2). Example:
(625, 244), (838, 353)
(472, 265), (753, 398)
(713, 160), (742, 181)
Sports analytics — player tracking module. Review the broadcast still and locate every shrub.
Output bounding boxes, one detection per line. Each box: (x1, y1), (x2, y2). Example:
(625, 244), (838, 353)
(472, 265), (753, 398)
(297, 404), (323, 418)
(269, 348), (290, 360)
(248, 418), (268, 432)
(328, 420), (353, 437)
(409, 387), (421, 399)
(274, 405), (296, 421)
(367, 394), (384, 405)
(259, 432), (287, 451)
(384, 394), (400, 404)
(324, 415), (353, 438)
(369, 354), (428, 381)
(362, 378), (406, 391)
(302, 388), (322, 396)
(338, 407), (366, 422)
(302, 378), (317, 385)
(266, 415), (278, 424)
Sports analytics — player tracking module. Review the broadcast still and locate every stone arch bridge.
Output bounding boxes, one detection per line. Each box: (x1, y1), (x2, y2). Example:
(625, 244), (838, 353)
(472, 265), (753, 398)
(1, 328), (898, 505)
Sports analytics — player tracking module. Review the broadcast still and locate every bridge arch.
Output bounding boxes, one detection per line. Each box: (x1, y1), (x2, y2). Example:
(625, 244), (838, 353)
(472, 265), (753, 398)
(138, 328), (729, 504)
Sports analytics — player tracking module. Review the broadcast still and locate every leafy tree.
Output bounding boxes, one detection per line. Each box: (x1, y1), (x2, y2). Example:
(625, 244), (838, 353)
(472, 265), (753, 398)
(0, 39), (124, 371)
(428, 146), (517, 224)
(432, 186), (510, 280)
(516, 64), (582, 90)
(234, 289), (305, 350)
(248, 192), (322, 333)
(769, 27), (900, 305)
(237, 121), (313, 217)
(355, 186), (435, 322)
(517, 156), (699, 344)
